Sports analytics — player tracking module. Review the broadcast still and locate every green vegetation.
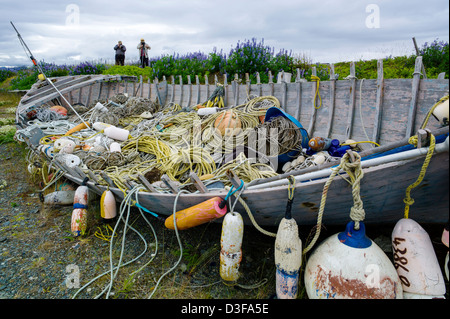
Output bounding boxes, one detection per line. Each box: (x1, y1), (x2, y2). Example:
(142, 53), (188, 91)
(0, 37), (448, 91)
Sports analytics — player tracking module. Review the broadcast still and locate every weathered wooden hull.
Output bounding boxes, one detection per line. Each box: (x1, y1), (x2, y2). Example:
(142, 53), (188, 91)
(61, 143), (448, 226)
(15, 57), (449, 227)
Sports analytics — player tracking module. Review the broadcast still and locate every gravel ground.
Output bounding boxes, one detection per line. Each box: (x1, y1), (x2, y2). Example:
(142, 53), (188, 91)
(0, 142), (278, 299)
(0, 142), (448, 301)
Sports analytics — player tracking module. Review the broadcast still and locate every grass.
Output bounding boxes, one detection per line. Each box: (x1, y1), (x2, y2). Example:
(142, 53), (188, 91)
(0, 89), (21, 145)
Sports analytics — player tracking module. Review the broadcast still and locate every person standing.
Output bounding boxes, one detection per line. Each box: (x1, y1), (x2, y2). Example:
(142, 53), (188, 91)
(114, 41), (126, 66)
(137, 38), (151, 68)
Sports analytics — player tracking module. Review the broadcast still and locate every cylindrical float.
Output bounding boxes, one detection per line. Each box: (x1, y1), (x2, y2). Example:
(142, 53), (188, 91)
(164, 197), (227, 230)
(93, 122), (111, 131)
(104, 126), (130, 141)
(304, 221), (403, 299)
(71, 181), (89, 237)
(275, 177), (302, 299)
(43, 190), (76, 206)
(100, 190), (117, 221)
(198, 107), (218, 116)
(275, 218), (302, 299)
(391, 218), (446, 298)
(220, 211), (244, 284)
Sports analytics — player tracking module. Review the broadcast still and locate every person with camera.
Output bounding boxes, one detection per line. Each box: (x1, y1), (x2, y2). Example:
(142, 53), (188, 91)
(137, 38), (151, 68)
(114, 41), (126, 66)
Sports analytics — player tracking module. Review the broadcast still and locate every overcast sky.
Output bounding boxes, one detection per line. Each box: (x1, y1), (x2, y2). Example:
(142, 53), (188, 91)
(1, 0), (449, 67)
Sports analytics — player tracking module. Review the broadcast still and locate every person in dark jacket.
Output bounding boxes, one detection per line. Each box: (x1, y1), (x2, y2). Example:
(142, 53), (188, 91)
(114, 41), (126, 66)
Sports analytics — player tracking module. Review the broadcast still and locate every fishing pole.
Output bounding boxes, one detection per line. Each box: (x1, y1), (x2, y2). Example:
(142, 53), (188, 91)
(10, 21), (91, 129)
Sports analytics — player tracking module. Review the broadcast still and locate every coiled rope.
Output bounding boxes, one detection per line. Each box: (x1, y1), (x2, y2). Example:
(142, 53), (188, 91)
(303, 151), (364, 254)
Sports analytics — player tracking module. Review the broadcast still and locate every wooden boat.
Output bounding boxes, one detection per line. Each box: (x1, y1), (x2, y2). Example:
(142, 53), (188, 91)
(15, 56), (449, 227)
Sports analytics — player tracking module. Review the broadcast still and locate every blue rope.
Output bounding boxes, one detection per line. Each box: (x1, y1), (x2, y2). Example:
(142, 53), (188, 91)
(224, 179), (244, 201)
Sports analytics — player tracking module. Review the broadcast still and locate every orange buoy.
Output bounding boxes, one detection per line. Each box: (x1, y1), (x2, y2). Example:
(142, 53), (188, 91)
(214, 110), (242, 136)
(65, 122), (90, 136)
(164, 197), (227, 230)
(50, 105), (67, 117)
(71, 179), (89, 237)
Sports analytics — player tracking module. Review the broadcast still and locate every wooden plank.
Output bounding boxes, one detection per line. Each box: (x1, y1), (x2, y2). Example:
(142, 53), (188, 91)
(307, 66), (318, 134)
(205, 74), (210, 101)
(86, 84), (93, 106)
(406, 56), (423, 137)
(372, 59), (385, 144)
(233, 74), (239, 105)
(268, 71), (274, 96)
(346, 62), (357, 139)
(281, 72), (287, 111)
(223, 74), (228, 107)
(326, 64), (336, 138)
(187, 75), (192, 106)
(189, 172), (208, 193)
(178, 75), (184, 105)
(170, 75), (175, 104)
(256, 72), (262, 96)
(295, 69), (302, 123)
(196, 75), (201, 104)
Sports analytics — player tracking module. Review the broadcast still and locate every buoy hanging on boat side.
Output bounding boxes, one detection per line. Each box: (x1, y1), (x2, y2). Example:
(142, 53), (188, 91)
(220, 211), (244, 284)
(304, 221), (403, 299)
(391, 218), (446, 298)
(164, 197), (227, 230)
(100, 189), (117, 221)
(274, 176), (302, 299)
(431, 97), (449, 126)
(71, 179), (89, 237)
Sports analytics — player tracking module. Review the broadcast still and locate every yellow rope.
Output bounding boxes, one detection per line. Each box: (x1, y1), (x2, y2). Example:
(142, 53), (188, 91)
(302, 151), (364, 255)
(311, 75), (322, 109)
(420, 95), (449, 129)
(340, 140), (380, 147)
(403, 133), (436, 219)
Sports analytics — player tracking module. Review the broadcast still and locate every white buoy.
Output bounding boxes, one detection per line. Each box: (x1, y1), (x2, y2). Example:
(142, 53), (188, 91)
(275, 216), (302, 299)
(220, 211), (244, 284)
(54, 138), (74, 150)
(100, 190), (117, 220)
(109, 142), (121, 153)
(305, 221), (403, 299)
(274, 176), (302, 299)
(104, 126), (130, 141)
(198, 107), (218, 116)
(92, 122), (111, 131)
(391, 218), (446, 298)
(44, 190), (76, 206)
(432, 98), (449, 126)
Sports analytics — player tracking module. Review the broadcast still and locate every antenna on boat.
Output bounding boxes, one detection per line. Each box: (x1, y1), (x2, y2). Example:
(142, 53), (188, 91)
(10, 21), (91, 129)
